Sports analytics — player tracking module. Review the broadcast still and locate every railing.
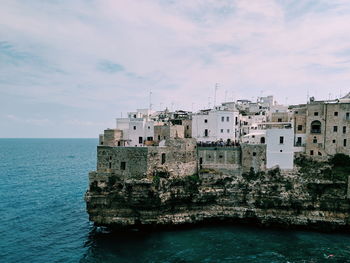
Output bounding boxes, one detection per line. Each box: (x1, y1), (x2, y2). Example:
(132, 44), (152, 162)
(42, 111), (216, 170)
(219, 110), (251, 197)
(197, 141), (240, 147)
(311, 129), (321, 134)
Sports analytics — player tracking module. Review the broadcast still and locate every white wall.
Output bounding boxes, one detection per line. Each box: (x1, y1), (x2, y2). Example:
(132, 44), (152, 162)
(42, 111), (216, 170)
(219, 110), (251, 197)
(242, 131), (266, 144)
(266, 128), (294, 169)
(116, 109), (155, 146)
(192, 110), (239, 142)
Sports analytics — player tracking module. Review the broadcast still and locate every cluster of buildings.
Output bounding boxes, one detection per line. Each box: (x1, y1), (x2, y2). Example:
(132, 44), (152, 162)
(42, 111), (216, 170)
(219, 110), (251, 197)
(99, 93), (350, 171)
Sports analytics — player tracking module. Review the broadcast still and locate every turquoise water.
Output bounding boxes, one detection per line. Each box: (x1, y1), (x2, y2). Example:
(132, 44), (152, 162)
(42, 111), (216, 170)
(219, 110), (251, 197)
(1, 139), (350, 263)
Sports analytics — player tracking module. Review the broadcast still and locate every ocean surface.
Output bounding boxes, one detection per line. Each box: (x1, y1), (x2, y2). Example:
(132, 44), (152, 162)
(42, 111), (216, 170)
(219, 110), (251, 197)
(1, 138), (350, 263)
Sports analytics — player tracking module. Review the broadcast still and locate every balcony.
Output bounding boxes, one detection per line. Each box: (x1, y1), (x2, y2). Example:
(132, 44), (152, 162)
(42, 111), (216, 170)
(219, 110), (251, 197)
(310, 129), (321, 134)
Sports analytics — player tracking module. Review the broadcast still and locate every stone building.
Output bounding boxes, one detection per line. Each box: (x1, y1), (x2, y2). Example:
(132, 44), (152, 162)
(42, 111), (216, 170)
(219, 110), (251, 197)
(154, 124), (185, 144)
(304, 95), (350, 158)
(99, 128), (123, 146)
(290, 105), (307, 149)
(89, 138), (198, 188)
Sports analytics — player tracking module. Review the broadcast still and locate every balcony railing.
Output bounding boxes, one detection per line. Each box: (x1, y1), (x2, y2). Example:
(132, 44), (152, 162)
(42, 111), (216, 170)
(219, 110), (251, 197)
(311, 129), (321, 134)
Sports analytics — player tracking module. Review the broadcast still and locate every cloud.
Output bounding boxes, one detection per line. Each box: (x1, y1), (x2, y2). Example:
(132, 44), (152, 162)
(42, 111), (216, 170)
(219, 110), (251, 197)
(5, 114), (52, 126)
(1, 0), (350, 137)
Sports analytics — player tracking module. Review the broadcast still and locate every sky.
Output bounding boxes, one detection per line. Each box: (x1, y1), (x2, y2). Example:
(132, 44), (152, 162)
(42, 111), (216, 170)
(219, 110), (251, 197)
(1, 0), (350, 138)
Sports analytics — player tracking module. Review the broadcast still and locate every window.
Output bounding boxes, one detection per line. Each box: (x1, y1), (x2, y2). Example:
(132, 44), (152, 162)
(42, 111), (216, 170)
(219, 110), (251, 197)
(347, 113), (350, 120)
(226, 116), (229, 122)
(278, 118), (282, 122)
(204, 119), (208, 123)
(221, 116), (224, 122)
(204, 129), (208, 137)
(139, 137), (143, 144)
(279, 136), (284, 144)
(252, 135), (255, 138)
(333, 140), (336, 143)
(133, 126), (136, 130)
(297, 125), (303, 131)
(333, 126), (338, 132)
(318, 151), (322, 156)
(186, 125), (189, 130)
(313, 137), (317, 143)
(133, 114), (136, 118)
(310, 150), (314, 155)
(343, 126), (346, 134)
(253, 152), (256, 156)
(147, 136), (153, 141)
(158, 135), (161, 141)
(344, 139), (347, 147)
(334, 112), (338, 116)
(296, 137), (302, 146)
(227, 129), (230, 133)
(161, 153), (166, 164)
(148, 126), (150, 129)
(235, 117), (238, 125)
(314, 112), (319, 116)
(109, 162), (112, 169)
(295, 111), (299, 114)
(311, 120), (321, 134)
(120, 162), (126, 170)
(280, 150), (283, 152)
(260, 137), (265, 144)
(220, 129), (224, 133)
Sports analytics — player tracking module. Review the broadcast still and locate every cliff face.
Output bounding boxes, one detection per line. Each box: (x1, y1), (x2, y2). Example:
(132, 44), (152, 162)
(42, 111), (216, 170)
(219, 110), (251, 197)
(85, 167), (350, 230)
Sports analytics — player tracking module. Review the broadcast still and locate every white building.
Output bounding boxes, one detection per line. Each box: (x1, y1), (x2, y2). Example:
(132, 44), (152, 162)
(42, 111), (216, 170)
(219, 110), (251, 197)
(240, 114), (267, 136)
(192, 107), (239, 142)
(242, 131), (266, 144)
(116, 109), (155, 147)
(266, 127), (294, 170)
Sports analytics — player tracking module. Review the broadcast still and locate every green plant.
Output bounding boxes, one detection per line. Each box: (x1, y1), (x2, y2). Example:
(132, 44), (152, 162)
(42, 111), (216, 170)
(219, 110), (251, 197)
(153, 175), (160, 187)
(329, 153), (350, 167)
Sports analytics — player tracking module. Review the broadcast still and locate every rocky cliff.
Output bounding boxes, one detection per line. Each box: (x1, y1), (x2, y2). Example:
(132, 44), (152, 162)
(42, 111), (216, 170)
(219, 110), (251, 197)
(85, 164), (350, 231)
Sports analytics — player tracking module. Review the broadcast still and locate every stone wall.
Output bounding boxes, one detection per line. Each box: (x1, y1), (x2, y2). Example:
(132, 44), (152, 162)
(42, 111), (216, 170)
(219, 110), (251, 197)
(96, 146), (148, 180)
(154, 125), (185, 143)
(147, 138), (197, 178)
(241, 144), (266, 173)
(100, 129), (123, 147)
(198, 147), (241, 174)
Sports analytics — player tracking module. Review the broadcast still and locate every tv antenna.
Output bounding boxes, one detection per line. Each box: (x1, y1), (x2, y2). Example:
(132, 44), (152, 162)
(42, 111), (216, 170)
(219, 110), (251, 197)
(214, 83), (219, 107)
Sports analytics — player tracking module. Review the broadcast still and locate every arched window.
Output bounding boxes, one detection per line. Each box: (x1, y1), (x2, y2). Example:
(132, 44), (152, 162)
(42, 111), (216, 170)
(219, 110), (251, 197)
(311, 120), (321, 134)
(260, 137), (265, 144)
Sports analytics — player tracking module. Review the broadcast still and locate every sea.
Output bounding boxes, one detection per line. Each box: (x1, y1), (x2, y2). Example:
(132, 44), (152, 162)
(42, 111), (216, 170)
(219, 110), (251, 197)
(1, 138), (350, 263)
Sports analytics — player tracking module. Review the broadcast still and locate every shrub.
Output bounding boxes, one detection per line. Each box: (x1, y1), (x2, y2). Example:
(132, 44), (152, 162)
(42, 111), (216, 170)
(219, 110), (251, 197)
(153, 175), (160, 187)
(329, 153), (350, 167)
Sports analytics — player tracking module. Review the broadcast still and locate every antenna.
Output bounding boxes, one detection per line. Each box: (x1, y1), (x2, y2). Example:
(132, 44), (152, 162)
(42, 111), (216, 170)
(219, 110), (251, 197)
(149, 90), (153, 111)
(214, 83), (219, 107)
(208, 97), (211, 109)
(307, 88), (310, 103)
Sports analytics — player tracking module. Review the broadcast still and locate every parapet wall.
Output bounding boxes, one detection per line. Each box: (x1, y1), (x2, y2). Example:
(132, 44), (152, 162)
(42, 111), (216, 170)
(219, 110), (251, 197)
(198, 147), (241, 175)
(92, 140), (268, 189)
